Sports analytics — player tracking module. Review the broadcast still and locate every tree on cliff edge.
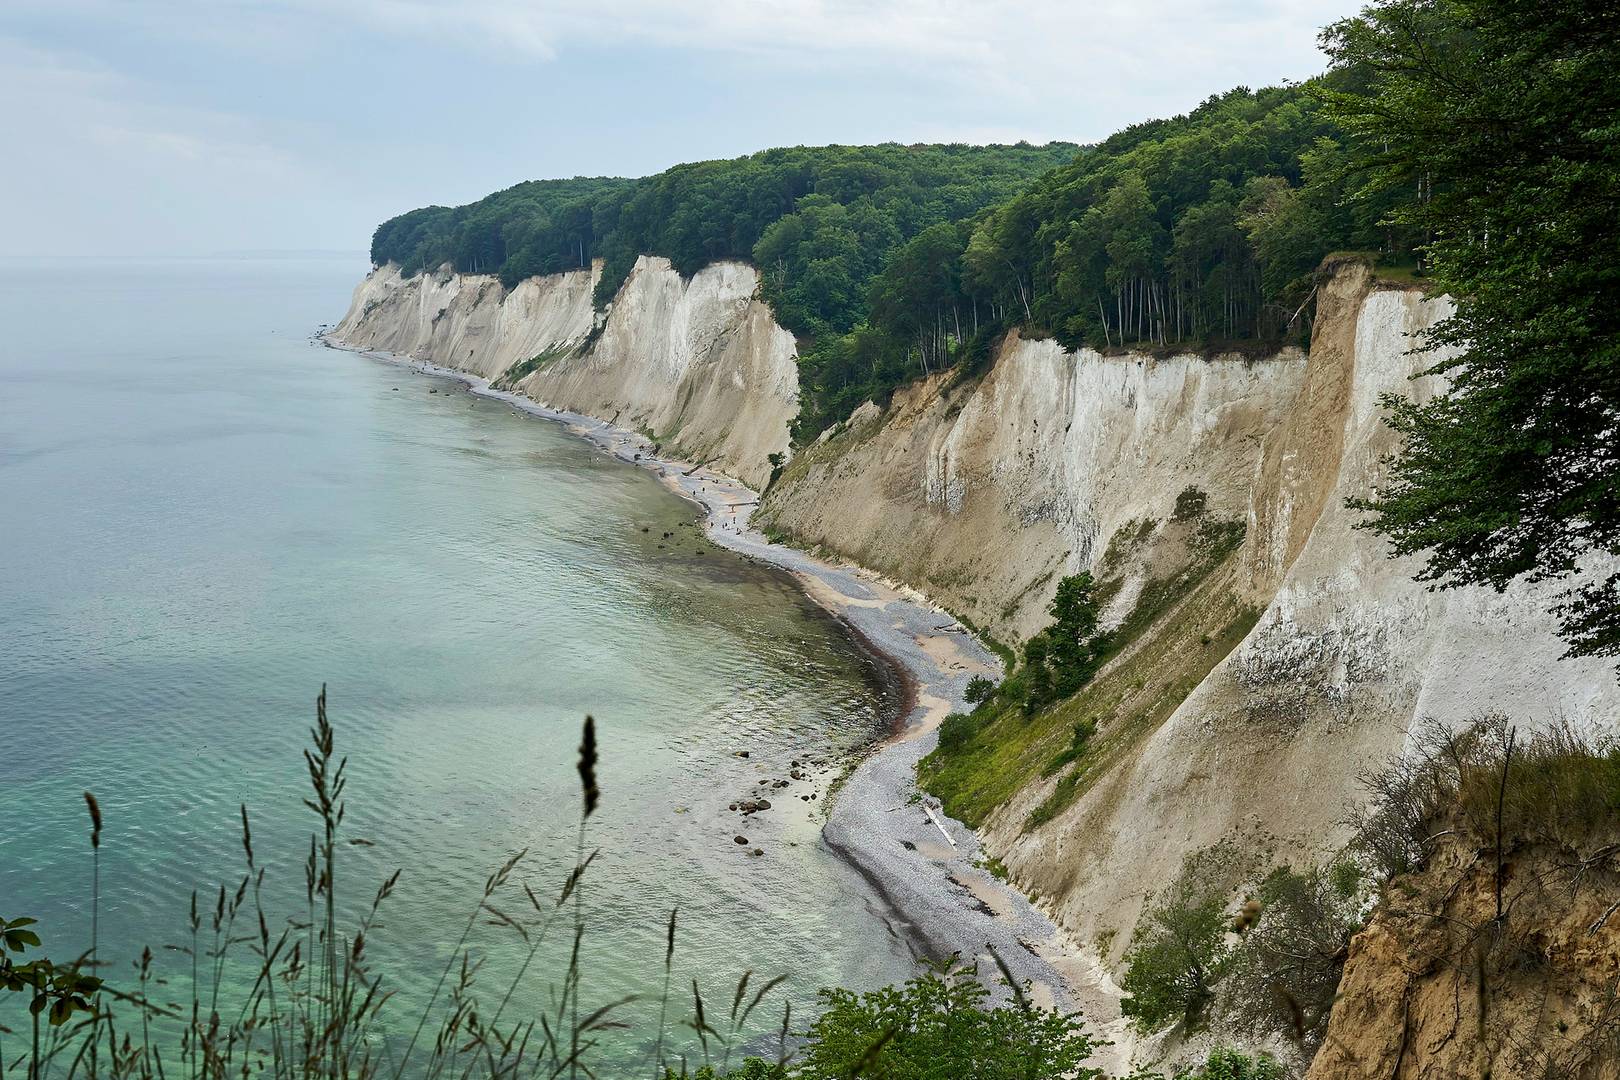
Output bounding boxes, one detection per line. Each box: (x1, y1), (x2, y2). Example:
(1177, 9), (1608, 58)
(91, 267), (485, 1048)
(1327, 0), (1620, 664)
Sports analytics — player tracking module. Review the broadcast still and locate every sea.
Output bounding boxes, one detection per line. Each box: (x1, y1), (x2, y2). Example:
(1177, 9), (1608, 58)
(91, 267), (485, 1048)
(0, 255), (915, 1070)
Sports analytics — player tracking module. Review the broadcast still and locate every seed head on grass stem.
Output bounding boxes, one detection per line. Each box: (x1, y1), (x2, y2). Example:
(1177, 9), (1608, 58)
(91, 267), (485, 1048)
(577, 716), (599, 820)
(84, 793), (102, 850)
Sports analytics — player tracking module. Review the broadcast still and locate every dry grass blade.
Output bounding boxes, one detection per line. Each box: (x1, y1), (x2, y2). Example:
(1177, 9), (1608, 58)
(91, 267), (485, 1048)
(688, 980), (714, 1060)
(555, 852), (599, 909)
(986, 946), (1030, 1014)
(850, 1026), (898, 1075)
(84, 793), (102, 850)
(482, 905), (528, 943)
(776, 999), (792, 1068)
(738, 974), (787, 1030)
(575, 995), (637, 1033)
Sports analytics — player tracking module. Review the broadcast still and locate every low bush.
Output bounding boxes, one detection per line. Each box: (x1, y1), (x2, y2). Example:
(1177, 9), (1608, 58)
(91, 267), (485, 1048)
(1176, 1047), (1286, 1080)
(963, 675), (997, 705)
(1172, 486), (1209, 521)
(797, 961), (1103, 1080)
(1119, 853), (1233, 1032)
(937, 711), (985, 753)
(1352, 716), (1620, 880)
(1223, 863), (1364, 1051)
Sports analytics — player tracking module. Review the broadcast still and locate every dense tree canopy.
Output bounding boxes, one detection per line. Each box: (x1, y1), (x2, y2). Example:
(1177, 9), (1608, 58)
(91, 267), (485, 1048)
(369, 143), (1078, 322)
(795, 81), (1420, 437)
(1329, 0), (1620, 664)
(371, 176), (631, 283)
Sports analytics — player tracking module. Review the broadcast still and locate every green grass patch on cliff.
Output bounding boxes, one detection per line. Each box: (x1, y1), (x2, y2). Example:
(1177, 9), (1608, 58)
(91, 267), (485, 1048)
(1322, 250), (1426, 287)
(494, 343), (575, 389)
(920, 521), (1257, 831)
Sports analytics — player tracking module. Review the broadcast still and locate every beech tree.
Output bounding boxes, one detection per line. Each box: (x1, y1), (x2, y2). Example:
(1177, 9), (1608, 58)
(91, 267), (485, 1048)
(1328, 0), (1620, 663)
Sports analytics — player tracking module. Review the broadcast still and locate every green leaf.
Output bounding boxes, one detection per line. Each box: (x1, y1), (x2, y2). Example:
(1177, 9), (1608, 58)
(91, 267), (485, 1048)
(7, 930), (41, 950)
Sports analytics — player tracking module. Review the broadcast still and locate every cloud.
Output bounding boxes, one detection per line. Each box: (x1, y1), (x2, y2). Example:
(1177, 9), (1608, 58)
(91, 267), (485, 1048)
(0, 36), (328, 253)
(285, 0), (1338, 72)
(0, 37), (305, 178)
(280, 0), (1347, 132)
(31, 0), (1341, 94)
(0, 1), (1363, 253)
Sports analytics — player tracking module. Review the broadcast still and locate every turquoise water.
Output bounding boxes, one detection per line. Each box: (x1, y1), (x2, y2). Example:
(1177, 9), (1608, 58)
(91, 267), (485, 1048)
(0, 257), (913, 1067)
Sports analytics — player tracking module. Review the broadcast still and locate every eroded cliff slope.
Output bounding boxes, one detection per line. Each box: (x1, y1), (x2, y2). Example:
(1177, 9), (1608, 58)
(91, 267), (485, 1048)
(757, 260), (1620, 961)
(333, 256), (796, 488)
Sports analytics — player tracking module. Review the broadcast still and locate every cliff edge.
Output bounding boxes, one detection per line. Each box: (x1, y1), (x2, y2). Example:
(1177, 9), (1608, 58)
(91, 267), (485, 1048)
(333, 256), (796, 489)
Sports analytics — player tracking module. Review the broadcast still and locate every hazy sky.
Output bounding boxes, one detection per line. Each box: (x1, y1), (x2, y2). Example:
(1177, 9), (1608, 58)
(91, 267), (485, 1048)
(3, 0), (1361, 257)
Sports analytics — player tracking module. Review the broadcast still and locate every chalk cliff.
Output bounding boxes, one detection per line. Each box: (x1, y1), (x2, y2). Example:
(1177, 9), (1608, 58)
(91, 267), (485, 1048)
(334, 256), (1619, 1028)
(333, 256), (796, 489)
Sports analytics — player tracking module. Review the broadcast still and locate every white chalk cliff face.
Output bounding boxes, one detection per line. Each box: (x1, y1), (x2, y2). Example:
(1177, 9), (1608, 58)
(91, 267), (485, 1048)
(762, 260), (1620, 955)
(334, 255), (1619, 955)
(760, 336), (1308, 642)
(333, 256), (798, 489)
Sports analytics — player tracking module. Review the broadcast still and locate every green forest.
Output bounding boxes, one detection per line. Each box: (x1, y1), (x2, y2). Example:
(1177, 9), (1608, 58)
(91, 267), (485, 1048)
(368, 143), (1077, 342)
(797, 78), (1415, 436)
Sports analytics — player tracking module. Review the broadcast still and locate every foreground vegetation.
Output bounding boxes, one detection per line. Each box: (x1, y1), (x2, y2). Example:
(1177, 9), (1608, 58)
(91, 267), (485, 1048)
(1115, 719), (1620, 1065)
(0, 689), (1121, 1080)
(12, 692), (1614, 1078)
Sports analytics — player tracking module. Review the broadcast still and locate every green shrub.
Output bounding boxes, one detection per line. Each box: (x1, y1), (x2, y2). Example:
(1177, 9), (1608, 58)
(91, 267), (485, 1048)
(964, 675), (997, 705)
(796, 962), (1102, 1080)
(494, 344), (574, 388)
(1021, 573), (1110, 714)
(1173, 486), (1208, 521)
(937, 711), (984, 752)
(1120, 857), (1232, 1032)
(1177, 1047), (1286, 1080)
(1224, 863), (1365, 1050)
(680, 1060), (785, 1079)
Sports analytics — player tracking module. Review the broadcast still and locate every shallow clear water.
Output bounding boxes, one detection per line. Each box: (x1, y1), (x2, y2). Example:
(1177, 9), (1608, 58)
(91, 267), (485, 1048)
(0, 256), (914, 1068)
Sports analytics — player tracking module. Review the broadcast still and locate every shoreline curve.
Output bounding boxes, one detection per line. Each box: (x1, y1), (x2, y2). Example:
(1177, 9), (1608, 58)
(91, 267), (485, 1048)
(321, 334), (1131, 1065)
